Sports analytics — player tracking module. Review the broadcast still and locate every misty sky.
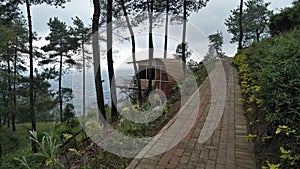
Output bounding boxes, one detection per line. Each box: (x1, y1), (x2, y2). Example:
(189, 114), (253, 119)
(20, 0), (294, 63)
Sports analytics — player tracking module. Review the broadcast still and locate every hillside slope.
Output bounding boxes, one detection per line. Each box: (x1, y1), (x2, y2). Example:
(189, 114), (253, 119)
(233, 29), (300, 168)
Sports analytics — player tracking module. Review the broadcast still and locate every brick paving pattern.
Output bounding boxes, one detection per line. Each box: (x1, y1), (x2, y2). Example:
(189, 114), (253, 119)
(127, 58), (256, 169)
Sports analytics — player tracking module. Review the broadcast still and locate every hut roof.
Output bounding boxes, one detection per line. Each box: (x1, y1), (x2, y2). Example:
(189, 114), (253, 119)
(128, 58), (184, 82)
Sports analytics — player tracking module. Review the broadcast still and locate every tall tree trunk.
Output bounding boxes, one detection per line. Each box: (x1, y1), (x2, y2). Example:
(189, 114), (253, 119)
(82, 41), (86, 120)
(256, 28), (261, 42)
(164, 0), (169, 59)
(82, 40), (86, 137)
(182, 0), (187, 76)
(238, 0), (243, 50)
(0, 143), (2, 158)
(12, 42), (17, 131)
(2, 112), (7, 125)
(6, 112), (10, 128)
(1, 92), (8, 126)
(1, 91), (8, 126)
(0, 93), (5, 125)
(25, 0), (37, 153)
(6, 50), (11, 129)
(120, 0), (142, 104)
(59, 53), (63, 122)
(147, 0), (154, 92)
(92, 0), (107, 122)
(107, 0), (118, 122)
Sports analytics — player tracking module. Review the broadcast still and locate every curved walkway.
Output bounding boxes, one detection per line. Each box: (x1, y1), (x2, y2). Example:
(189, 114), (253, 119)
(127, 58), (256, 169)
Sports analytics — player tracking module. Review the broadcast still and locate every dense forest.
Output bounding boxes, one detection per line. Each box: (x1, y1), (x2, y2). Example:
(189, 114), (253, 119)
(0, 0), (299, 168)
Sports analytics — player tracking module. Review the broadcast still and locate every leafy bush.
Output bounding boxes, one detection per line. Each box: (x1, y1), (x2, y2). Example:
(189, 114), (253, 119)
(190, 62), (208, 86)
(63, 103), (75, 122)
(234, 28), (300, 168)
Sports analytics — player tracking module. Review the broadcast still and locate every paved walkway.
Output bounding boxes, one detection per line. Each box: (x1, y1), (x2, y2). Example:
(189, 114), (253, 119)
(127, 58), (256, 169)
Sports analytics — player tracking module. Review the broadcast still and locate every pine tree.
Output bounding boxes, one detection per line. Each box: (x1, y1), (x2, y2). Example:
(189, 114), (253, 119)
(22, 0), (70, 153)
(118, 0), (143, 103)
(208, 31), (224, 58)
(70, 16), (91, 120)
(92, 0), (107, 122)
(41, 17), (78, 122)
(181, 0), (208, 75)
(107, 0), (118, 122)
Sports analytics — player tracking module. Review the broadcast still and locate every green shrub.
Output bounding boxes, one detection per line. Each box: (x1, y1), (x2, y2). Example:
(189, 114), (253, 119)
(234, 28), (300, 168)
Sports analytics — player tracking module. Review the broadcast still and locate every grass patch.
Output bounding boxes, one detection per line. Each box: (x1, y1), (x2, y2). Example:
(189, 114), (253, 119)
(0, 122), (55, 169)
(0, 122), (54, 155)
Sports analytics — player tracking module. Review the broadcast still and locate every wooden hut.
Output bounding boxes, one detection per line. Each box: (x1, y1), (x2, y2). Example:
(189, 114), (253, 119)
(128, 58), (184, 90)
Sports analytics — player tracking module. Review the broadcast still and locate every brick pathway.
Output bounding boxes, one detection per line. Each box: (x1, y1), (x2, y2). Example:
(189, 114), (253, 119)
(127, 58), (256, 169)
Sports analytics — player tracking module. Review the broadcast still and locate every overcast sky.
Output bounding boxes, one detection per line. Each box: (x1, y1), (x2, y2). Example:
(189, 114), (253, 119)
(20, 0), (294, 63)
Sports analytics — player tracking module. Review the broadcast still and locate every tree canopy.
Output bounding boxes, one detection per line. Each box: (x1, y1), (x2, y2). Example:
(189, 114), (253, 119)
(208, 31), (224, 58)
(225, 0), (271, 47)
(269, 1), (300, 35)
(173, 42), (192, 60)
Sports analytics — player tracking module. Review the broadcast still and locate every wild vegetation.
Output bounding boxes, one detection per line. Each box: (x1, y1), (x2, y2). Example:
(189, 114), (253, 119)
(0, 62), (208, 168)
(0, 0), (213, 168)
(269, 1), (300, 35)
(228, 1), (300, 168)
(233, 16), (300, 169)
(1, 0), (297, 167)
